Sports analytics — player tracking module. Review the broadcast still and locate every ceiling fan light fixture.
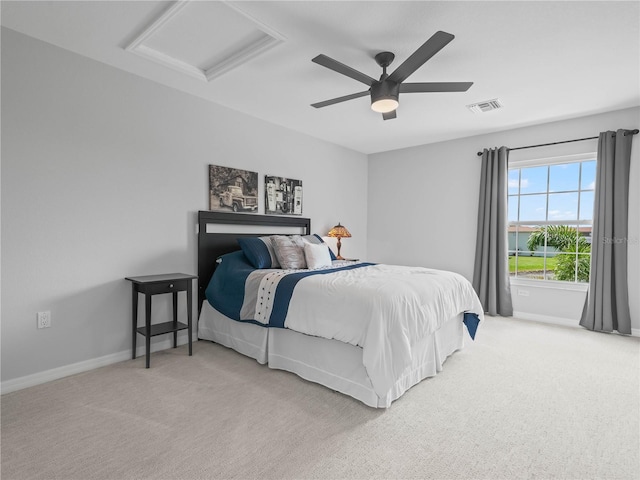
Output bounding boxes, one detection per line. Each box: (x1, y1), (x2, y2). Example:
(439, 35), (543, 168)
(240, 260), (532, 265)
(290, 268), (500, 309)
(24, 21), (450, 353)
(371, 97), (399, 113)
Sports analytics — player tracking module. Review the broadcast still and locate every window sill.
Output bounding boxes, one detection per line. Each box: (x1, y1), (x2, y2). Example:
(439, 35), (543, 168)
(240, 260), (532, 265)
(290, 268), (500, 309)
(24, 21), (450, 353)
(509, 277), (589, 292)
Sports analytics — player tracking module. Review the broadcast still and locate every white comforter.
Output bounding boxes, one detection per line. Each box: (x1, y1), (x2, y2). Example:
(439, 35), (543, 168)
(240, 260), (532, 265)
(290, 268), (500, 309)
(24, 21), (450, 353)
(241, 263), (484, 397)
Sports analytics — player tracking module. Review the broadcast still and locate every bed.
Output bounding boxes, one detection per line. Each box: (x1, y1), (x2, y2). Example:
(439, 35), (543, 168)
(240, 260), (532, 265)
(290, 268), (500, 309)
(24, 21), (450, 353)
(197, 211), (484, 408)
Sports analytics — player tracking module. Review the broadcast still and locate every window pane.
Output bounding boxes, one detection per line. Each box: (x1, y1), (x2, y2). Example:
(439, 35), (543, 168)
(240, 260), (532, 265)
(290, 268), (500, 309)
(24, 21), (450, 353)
(579, 191), (594, 221)
(509, 255), (516, 276)
(578, 224), (593, 248)
(519, 194), (547, 221)
(555, 252), (581, 282)
(508, 196), (519, 222)
(545, 252), (560, 281)
(520, 166), (548, 194)
(516, 226), (536, 255)
(508, 225), (516, 251)
(508, 169), (520, 194)
(511, 253), (544, 280)
(518, 225), (542, 255)
(549, 163), (579, 192)
(507, 225), (516, 251)
(581, 161), (597, 190)
(548, 192), (578, 221)
(577, 254), (591, 282)
(542, 242), (561, 256)
(546, 224), (581, 251)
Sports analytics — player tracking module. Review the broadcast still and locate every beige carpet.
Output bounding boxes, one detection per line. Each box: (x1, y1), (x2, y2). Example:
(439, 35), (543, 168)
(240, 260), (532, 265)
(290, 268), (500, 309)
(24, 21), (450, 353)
(1, 316), (639, 480)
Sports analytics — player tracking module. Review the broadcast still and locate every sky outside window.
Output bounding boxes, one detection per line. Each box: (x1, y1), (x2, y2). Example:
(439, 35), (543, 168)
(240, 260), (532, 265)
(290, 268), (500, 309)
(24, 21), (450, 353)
(508, 161), (596, 222)
(508, 169), (519, 195)
(549, 163), (579, 191)
(580, 191), (594, 220)
(548, 192), (579, 220)
(519, 166), (548, 194)
(581, 161), (596, 190)
(518, 194), (547, 221)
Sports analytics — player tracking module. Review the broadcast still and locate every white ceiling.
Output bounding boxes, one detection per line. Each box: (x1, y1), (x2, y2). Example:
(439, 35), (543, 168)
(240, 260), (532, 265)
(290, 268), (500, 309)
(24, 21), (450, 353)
(2, 1), (639, 154)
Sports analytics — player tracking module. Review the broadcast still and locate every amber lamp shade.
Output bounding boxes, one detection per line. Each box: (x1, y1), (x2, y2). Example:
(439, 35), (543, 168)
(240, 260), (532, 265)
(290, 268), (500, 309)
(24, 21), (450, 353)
(327, 223), (352, 260)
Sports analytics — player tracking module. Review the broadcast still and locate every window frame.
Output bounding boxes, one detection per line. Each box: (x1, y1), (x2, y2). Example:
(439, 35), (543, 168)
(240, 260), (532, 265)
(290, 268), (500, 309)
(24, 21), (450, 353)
(508, 152), (596, 290)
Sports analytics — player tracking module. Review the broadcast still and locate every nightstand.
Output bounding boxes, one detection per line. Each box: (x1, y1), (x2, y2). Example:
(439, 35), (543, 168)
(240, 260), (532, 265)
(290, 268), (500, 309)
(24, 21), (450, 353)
(125, 273), (197, 368)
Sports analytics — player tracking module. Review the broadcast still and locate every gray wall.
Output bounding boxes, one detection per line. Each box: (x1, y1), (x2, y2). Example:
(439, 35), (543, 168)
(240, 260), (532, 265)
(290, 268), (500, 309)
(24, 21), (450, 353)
(368, 107), (640, 329)
(1, 28), (368, 384)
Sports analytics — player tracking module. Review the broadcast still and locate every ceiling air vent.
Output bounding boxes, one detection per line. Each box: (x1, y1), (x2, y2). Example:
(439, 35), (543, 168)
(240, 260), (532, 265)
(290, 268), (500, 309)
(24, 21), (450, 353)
(467, 99), (503, 113)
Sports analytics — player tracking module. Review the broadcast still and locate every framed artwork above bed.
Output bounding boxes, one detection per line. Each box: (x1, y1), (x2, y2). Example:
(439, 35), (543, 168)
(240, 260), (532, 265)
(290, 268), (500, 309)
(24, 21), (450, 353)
(209, 165), (259, 213)
(265, 175), (303, 215)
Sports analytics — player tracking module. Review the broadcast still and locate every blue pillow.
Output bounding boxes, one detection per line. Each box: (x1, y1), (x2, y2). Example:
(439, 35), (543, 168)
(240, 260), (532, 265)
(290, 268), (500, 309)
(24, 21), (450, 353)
(237, 237), (280, 269)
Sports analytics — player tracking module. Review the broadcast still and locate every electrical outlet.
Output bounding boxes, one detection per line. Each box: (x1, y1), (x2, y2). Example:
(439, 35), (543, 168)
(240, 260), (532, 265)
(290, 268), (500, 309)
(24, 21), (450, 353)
(518, 289), (530, 297)
(37, 311), (51, 329)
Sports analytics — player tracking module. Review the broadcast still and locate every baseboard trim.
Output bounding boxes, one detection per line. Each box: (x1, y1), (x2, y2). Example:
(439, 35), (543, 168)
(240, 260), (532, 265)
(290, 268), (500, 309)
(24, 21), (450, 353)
(513, 311), (640, 337)
(1, 338), (194, 395)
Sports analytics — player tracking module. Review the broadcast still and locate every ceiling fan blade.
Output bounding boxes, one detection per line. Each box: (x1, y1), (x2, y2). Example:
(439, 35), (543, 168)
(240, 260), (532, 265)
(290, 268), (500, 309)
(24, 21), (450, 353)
(311, 90), (370, 108)
(312, 54), (376, 87)
(387, 31), (455, 84)
(400, 82), (473, 93)
(382, 110), (397, 120)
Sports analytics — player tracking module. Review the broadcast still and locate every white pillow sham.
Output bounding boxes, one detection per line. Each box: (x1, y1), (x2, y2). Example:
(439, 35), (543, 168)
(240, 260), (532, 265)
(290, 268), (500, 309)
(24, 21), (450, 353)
(303, 242), (332, 269)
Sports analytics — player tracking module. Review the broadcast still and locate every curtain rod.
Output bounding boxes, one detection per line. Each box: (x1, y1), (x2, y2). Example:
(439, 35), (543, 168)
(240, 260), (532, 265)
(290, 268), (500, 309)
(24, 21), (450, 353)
(476, 128), (639, 156)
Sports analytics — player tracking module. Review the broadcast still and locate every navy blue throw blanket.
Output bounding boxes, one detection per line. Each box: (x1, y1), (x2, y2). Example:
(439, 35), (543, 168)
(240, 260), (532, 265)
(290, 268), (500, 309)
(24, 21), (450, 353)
(205, 251), (256, 321)
(463, 312), (480, 340)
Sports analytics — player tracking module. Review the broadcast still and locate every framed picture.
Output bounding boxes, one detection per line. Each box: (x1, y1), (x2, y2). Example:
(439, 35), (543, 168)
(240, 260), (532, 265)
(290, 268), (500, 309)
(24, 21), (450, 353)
(265, 175), (303, 215)
(209, 165), (259, 213)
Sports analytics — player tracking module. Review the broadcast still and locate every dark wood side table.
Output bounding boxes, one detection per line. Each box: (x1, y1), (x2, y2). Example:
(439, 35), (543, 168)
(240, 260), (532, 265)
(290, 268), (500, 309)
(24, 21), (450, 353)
(125, 273), (197, 368)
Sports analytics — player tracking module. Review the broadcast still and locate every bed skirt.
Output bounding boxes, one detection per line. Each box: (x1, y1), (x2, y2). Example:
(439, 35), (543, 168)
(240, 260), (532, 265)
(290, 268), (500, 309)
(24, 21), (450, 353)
(198, 302), (465, 408)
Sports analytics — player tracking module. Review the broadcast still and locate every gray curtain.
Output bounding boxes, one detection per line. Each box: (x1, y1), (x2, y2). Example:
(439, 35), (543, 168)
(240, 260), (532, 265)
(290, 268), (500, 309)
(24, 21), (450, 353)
(473, 146), (513, 316)
(580, 129), (634, 334)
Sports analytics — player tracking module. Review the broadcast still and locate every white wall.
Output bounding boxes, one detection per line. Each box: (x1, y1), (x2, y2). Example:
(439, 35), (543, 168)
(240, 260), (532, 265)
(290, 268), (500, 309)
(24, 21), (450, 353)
(1, 28), (368, 385)
(368, 107), (640, 331)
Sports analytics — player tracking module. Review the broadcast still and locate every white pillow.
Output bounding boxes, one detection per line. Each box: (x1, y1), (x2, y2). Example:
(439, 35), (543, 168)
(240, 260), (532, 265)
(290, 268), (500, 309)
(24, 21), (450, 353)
(303, 242), (332, 269)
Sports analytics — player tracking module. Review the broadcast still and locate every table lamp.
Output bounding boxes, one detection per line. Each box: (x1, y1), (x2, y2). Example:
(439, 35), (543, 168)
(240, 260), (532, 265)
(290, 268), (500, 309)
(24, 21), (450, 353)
(327, 223), (352, 260)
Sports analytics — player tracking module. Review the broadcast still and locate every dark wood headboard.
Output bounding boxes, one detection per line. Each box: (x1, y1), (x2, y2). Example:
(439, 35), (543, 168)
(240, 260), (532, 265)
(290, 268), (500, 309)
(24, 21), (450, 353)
(197, 211), (311, 312)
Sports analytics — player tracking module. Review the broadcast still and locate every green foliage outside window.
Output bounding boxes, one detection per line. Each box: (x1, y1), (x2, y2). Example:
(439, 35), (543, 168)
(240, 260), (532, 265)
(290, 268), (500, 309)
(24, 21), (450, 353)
(526, 225), (591, 282)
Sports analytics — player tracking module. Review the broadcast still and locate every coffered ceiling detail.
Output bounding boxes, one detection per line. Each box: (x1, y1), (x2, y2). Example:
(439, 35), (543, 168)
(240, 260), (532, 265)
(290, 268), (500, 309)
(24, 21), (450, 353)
(125, 1), (285, 82)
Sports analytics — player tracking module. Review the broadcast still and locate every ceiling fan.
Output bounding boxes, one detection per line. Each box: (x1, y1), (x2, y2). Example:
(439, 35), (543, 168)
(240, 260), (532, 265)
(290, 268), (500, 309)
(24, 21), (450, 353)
(311, 31), (473, 120)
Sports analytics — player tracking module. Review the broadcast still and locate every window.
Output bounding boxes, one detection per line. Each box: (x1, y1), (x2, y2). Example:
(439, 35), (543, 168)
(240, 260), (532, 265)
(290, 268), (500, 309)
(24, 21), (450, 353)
(508, 154), (596, 283)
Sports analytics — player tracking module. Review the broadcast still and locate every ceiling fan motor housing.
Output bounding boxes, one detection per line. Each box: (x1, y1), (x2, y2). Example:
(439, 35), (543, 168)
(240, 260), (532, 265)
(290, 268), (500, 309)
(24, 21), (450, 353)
(370, 80), (399, 112)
